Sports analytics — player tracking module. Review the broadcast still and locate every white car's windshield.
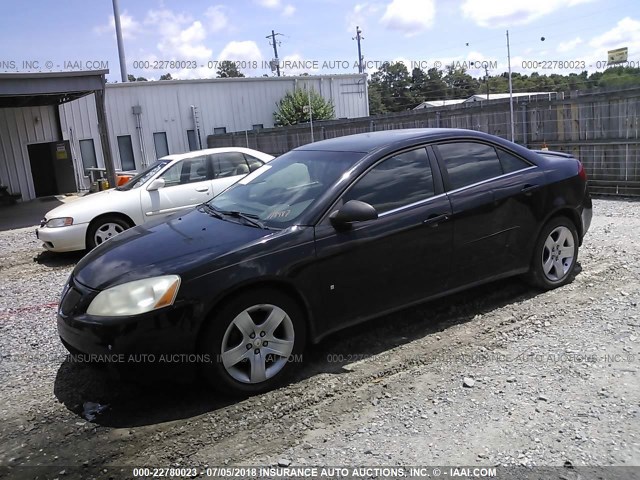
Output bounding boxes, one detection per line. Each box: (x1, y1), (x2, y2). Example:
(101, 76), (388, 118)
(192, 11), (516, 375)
(206, 150), (364, 228)
(117, 160), (171, 191)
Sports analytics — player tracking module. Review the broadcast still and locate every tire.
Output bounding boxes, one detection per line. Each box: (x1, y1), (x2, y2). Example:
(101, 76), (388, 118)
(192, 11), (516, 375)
(86, 215), (132, 250)
(199, 288), (306, 396)
(525, 216), (579, 290)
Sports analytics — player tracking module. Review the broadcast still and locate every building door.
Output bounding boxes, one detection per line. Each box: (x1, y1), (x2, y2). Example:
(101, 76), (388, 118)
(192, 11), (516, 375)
(27, 141), (75, 197)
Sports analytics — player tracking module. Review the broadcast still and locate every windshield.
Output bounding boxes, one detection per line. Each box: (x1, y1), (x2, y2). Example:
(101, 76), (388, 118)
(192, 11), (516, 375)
(116, 160), (171, 191)
(207, 150), (364, 228)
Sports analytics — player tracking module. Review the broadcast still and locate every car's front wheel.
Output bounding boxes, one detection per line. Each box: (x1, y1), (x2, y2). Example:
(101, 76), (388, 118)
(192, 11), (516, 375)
(86, 215), (132, 250)
(525, 216), (579, 289)
(200, 289), (306, 396)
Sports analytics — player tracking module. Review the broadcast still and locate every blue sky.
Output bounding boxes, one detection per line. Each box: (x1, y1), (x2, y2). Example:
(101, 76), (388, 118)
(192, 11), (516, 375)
(1, 0), (639, 82)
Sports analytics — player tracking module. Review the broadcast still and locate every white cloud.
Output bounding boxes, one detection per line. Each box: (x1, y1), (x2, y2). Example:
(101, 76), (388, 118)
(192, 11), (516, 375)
(256, 0), (281, 8)
(255, 0), (295, 17)
(145, 9), (212, 61)
(282, 4), (296, 17)
(346, 3), (382, 32)
(94, 11), (140, 39)
(380, 0), (435, 36)
(461, 0), (593, 28)
(205, 6), (229, 32)
(557, 37), (583, 52)
(589, 17), (640, 49)
(218, 41), (264, 62)
(585, 17), (640, 68)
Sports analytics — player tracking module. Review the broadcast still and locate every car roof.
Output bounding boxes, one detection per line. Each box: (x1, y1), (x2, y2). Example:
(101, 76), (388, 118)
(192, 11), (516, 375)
(295, 128), (500, 153)
(160, 147), (266, 162)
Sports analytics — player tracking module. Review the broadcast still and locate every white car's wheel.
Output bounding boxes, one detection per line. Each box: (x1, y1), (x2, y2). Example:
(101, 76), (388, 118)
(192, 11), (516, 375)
(87, 215), (132, 250)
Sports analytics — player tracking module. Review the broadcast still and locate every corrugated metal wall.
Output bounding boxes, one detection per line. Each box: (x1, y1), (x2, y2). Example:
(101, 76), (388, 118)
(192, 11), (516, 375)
(59, 74), (368, 173)
(0, 106), (60, 200)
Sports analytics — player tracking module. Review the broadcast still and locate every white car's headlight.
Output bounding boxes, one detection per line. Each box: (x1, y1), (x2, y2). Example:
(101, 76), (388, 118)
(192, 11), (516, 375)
(86, 275), (181, 317)
(46, 217), (73, 228)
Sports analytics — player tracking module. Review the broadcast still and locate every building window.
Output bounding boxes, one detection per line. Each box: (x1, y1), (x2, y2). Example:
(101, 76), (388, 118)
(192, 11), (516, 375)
(252, 124), (264, 130)
(187, 130), (200, 151)
(153, 132), (169, 158)
(213, 127), (227, 135)
(78, 139), (97, 173)
(117, 135), (136, 171)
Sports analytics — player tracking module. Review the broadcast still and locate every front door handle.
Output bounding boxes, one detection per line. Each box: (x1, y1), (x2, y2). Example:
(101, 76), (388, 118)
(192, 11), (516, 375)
(195, 187), (209, 193)
(423, 214), (449, 227)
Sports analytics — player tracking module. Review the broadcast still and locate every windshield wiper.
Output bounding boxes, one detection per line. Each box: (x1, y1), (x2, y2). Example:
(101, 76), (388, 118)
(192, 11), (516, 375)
(197, 203), (224, 219)
(218, 210), (268, 229)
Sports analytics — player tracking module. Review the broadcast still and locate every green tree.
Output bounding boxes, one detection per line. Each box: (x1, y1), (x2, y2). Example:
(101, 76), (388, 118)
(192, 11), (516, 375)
(411, 67), (447, 102)
(368, 83), (387, 115)
(127, 74), (148, 82)
(369, 62), (414, 112)
(216, 60), (245, 78)
(443, 66), (478, 98)
(274, 88), (335, 126)
(159, 73), (173, 80)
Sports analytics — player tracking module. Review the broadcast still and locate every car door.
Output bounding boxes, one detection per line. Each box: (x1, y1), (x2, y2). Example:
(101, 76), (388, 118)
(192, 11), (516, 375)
(490, 148), (547, 271)
(433, 141), (507, 287)
(139, 156), (213, 219)
(312, 147), (453, 333)
(209, 152), (252, 196)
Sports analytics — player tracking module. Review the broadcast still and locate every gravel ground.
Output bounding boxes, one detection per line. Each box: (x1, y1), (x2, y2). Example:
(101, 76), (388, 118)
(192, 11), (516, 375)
(0, 198), (639, 479)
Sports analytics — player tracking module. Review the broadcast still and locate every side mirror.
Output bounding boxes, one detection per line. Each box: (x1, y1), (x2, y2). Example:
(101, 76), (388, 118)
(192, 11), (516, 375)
(329, 200), (378, 230)
(147, 178), (165, 191)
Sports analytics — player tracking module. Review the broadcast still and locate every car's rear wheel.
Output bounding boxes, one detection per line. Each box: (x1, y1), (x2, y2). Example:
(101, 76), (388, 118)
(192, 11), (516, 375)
(525, 216), (579, 289)
(86, 215), (132, 250)
(199, 289), (306, 396)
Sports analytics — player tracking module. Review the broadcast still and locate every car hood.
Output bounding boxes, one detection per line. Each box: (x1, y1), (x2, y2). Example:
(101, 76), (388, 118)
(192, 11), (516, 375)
(44, 189), (131, 221)
(73, 208), (275, 290)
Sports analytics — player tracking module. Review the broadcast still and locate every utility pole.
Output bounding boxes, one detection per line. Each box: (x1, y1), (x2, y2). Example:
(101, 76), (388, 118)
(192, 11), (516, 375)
(112, 0), (128, 82)
(484, 64), (490, 100)
(266, 30), (283, 76)
(307, 89), (314, 142)
(506, 29), (515, 142)
(353, 26), (364, 74)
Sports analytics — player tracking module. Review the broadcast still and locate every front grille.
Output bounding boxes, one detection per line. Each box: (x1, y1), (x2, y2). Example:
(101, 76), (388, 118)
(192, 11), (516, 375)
(60, 287), (82, 315)
(59, 276), (97, 316)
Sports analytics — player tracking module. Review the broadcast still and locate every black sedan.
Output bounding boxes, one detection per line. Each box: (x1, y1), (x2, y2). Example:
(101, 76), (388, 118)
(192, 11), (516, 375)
(58, 129), (592, 395)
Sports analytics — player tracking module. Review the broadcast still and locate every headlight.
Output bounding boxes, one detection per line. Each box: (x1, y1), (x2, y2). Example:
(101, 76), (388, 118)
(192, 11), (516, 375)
(86, 275), (181, 317)
(46, 217), (73, 228)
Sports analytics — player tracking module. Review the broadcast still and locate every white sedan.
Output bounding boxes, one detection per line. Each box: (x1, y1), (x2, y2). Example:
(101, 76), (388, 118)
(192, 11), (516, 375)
(36, 147), (274, 252)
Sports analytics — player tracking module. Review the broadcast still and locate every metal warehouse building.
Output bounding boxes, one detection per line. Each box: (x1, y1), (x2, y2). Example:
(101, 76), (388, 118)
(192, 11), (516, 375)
(0, 72), (368, 201)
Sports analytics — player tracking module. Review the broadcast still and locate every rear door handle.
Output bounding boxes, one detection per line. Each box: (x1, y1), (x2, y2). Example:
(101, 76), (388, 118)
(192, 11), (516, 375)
(423, 214), (449, 227)
(521, 184), (540, 194)
(195, 187), (209, 193)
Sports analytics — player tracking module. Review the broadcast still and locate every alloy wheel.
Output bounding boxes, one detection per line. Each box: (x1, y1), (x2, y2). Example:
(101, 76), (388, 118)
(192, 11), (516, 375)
(94, 222), (126, 245)
(541, 225), (575, 282)
(220, 304), (295, 384)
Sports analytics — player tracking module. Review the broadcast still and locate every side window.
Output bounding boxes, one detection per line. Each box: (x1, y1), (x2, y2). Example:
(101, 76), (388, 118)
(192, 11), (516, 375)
(244, 154), (265, 172)
(342, 148), (434, 214)
(185, 157), (209, 183)
(436, 142), (502, 190)
(210, 152), (250, 178)
(159, 156), (209, 186)
(497, 149), (532, 174)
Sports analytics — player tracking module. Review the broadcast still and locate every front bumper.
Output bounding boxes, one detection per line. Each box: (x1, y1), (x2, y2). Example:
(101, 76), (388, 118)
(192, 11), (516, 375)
(57, 277), (202, 364)
(36, 223), (89, 252)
